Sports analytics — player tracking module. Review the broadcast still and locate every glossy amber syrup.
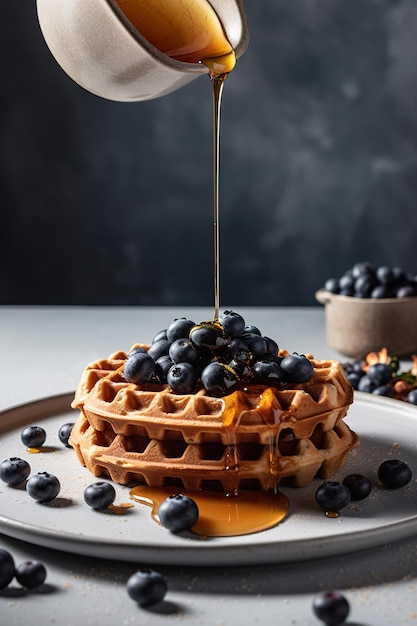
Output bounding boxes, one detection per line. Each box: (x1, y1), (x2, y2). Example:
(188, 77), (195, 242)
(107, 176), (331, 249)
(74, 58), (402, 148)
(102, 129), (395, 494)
(114, 0), (236, 75)
(130, 486), (290, 537)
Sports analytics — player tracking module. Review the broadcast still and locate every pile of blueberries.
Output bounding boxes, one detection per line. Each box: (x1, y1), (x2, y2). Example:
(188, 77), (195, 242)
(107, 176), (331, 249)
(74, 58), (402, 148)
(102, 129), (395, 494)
(343, 360), (417, 404)
(323, 261), (417, 299)
(124, 310), (314, 396)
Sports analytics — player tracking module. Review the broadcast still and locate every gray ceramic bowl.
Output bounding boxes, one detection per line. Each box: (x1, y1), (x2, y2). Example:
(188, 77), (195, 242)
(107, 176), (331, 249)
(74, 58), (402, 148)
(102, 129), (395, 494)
(36, 0), (249, 102)
(316, 289), (417, 358)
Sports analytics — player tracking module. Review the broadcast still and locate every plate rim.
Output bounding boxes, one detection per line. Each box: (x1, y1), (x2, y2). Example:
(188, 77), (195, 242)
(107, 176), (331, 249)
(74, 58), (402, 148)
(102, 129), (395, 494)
(0, 391), (416, 566)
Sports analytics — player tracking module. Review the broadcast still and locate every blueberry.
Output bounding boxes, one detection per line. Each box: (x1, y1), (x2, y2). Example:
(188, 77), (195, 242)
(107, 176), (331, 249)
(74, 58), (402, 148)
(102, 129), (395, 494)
(0, 457), (31, 485)
(0, 548), (15, 590)
(367, 363), (393, 386)
(228, 358), (251, 378)
(127, 346), (147, 358)
(58, 422), (75, 447)
(312, 590), (350, 625)
(201, 362), (239, 396)
(397, 284), (417, 298)
(189, 322), (230, 351)
(378, 459), (412, 489)
(148, 339), (171, 361)
(357, 375), (376, 393)
(252, 360), (283, 380)
(354, 274), (376, 297)
(151, 329), (168, 343)
(84, 481), (116, 510)
(324, 278), (339, 294)
(339, 288), (354, 297)
(351, 261), (375, 279)
(342, 474), (372, 501)
(280, 353), (314, 383)
(127, 569), (167, 606)
(346, 372), (362, 389)
(15, 561), (47, 589)
(169, 338), (199, 364)
(371, 284), (393, 298)
(21, 426), (46, 448)
(224, 339), (252, 363)
(376, 265), (394, 285)
(264, 336), (279, 356)
(219, 310), (245, 337)
(239, 333), (267, 360)
(154, 355), (175, 383)
(392, 266), (407, 284)
(158, 494), (199, 533)
(408, 389), (417, 405)
(167, 363), (198, 394)
(124, 352), (155, 384)
(338, 274), (354, 292)
(372, 385), (394, 397)
(315, 481), (351, 512)
(26, 472), (60, 503)
(243, 324), (262, 336)
(166, 318), (195, 342)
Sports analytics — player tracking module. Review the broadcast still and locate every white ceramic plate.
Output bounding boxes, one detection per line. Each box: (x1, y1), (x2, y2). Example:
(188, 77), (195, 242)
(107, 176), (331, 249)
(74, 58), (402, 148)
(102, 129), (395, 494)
(0, 392), (416, 566)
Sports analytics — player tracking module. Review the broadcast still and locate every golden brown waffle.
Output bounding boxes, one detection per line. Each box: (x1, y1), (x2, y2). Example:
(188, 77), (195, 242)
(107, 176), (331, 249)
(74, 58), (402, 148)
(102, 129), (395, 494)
(70, 346), (356, 492)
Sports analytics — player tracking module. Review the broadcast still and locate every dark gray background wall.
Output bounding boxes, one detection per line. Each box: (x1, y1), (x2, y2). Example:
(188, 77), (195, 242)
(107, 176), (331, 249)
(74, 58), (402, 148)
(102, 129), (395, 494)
(2, 0), (417, 306)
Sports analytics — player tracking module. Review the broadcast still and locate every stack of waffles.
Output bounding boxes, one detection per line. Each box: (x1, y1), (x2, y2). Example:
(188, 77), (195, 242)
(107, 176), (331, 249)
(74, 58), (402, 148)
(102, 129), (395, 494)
(70, 346), (357, 492)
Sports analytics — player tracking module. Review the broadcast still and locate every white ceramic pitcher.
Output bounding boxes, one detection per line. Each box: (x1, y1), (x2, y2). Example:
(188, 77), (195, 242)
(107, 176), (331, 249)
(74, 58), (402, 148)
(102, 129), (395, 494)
(36, 0), (249, 102)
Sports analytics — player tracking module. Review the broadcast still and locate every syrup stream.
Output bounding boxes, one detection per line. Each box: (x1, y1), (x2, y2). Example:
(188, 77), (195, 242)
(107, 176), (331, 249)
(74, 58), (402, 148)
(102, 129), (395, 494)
(210, 74), (226, 322)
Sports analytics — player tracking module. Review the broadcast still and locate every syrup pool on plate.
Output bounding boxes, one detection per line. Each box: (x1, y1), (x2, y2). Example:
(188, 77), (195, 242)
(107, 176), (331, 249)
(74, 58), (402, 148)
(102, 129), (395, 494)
(130, 486), (290, 537)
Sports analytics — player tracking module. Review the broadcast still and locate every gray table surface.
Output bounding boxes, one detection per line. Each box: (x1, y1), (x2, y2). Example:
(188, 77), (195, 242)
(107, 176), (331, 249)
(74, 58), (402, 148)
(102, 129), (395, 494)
(0, 306), (416, 625)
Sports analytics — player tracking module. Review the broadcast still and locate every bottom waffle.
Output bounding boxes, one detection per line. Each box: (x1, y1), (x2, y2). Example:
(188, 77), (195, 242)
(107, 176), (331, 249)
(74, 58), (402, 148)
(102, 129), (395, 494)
(70, 347), (357, 492)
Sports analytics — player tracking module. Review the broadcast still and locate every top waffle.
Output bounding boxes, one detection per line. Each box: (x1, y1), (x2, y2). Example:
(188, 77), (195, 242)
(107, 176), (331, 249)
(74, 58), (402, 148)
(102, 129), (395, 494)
(70, 345), (356, 492)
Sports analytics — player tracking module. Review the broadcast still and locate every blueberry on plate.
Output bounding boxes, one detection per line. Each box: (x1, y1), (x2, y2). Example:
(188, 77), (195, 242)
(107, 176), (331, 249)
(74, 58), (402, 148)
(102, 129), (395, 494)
(26, 471), (61, 503)
(408, 389), (417, 405)
(15, 561), (47, 589)
(315, 481), (351, 512)
(357, 375), (376, 393)
(21, 425), (46, 448)
(127, 569), (168, 606)
(342, 473), (372, 501)
(58, 422), (75, 447)
(0, 457), (31, 485)
(0, 548), (15, 590)
(312, 590), (350, 625)
(372, 385), (394, 398)
(366, 363), (393, 386)
(378, 459), (412, 489)
(84, 481), (116, 510)
(158, 494), (199, 533)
